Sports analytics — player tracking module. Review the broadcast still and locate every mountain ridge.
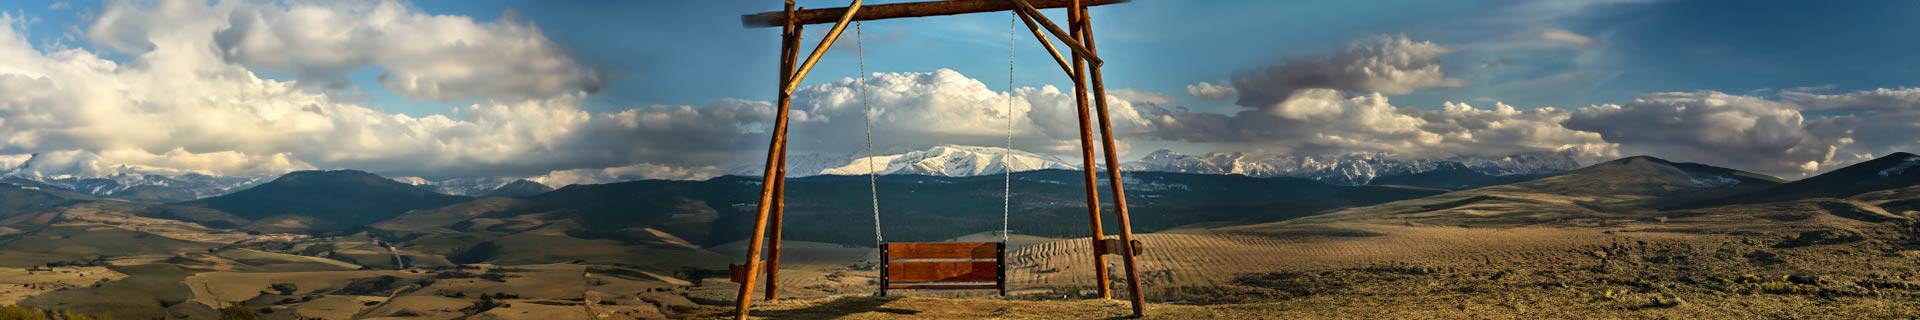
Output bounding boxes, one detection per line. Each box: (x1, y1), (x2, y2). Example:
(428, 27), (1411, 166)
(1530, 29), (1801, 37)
(1687, 152), (1920, 207)
(1121, 149), (1583, 186)
(183, 169), (471, 233)
(1269, 155), (1784, 227)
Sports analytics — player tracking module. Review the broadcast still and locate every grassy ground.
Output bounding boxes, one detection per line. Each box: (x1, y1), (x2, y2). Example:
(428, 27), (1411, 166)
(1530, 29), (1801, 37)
(685, 285), (1920, 320)
(682, 209), (1920, 319)
(18, 264), (195, 319)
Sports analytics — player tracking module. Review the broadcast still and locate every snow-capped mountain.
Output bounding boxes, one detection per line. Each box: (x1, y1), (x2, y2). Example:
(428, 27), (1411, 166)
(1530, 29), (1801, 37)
(726, 145), (1578, 183)
(387, 176), (530, 196)
(729, 145), (1077, 177)
(2, 156), (269, 203)
(1121, 149), (1581, 186)
(820, 145), (1075, 176)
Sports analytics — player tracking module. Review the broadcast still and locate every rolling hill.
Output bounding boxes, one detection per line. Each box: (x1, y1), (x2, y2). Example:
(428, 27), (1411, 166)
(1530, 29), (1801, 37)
(1688, 152), (1920, 207)
(0, 181), (81, 218)
(481, 179), (554, 197)
(1365, 163), (1553, 190)
(372, 170), (1444, 249)
(183, 170), (471, 233)
(1255, 155), (1784, 228)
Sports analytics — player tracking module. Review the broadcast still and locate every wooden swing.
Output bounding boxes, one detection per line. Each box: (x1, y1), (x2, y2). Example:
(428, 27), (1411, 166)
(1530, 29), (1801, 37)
(729, 0), (1146, 319)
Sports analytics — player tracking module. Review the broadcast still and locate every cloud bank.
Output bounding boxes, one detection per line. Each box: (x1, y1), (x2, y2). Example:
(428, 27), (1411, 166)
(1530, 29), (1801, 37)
(4, 3), (1917, 185)
(89, 0), (601, 101)
(1231, 35), (1464, 109)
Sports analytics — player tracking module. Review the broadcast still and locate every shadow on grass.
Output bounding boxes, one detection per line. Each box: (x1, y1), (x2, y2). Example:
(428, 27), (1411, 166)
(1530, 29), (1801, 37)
(748, 297), (920, 320)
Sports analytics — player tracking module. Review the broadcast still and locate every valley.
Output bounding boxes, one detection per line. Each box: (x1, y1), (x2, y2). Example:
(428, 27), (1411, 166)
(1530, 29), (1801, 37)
(0, 152), (1916, 319)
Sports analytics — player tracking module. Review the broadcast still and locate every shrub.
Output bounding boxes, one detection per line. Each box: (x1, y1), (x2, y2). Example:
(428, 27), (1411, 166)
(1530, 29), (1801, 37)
(270, 283), (298, 295)
(0, 305), (47, 320)
(219, 306), (259, 320)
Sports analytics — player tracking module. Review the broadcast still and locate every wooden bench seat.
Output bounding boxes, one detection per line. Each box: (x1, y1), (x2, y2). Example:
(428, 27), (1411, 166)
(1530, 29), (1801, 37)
(880, 242), (1005, 296)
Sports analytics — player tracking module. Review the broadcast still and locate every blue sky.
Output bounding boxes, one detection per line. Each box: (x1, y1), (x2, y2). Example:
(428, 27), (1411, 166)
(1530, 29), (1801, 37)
(15, 0), (1919, 113)
(361, 0), (1920, 113)
(3, 0), (1920, 180)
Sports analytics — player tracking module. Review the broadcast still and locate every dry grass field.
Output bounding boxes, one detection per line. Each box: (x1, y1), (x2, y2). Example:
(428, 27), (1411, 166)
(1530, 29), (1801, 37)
(0, 266), (124, 305)
(684, 206), (1920, 319)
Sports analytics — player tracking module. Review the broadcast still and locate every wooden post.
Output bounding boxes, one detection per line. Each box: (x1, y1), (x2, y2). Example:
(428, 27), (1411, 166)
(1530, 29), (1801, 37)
(1065, 0), (1111, 300)
(733, 2), (802, 318)
(765, 11), (803, 302)
(1077, 3), (1145, 316)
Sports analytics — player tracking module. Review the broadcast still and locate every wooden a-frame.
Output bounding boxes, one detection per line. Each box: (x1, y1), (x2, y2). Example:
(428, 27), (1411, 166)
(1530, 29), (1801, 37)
(732, 0), (1145, 318)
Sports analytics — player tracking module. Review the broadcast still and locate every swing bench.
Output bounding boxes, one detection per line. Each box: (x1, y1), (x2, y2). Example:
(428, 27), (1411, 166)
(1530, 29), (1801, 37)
(730, 240), (1139, 295)
(731, 0), (1148, 318)
(729, 242), (1010, 295)
(880, 242), (1006, 296)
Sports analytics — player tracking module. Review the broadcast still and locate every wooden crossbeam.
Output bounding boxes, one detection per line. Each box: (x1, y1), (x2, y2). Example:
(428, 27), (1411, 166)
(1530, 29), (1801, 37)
(743, 0), (1128, 28)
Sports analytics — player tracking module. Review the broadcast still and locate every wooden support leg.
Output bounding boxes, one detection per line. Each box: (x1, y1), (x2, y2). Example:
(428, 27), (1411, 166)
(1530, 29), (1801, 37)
(734, 3), (802, 319)
(1065, 0), (1111, 300)
(764, 16), (804, 303)
(765, 169), (785, 301)
(764, 158), (787, 301)
(1077, 3), (1146, 316)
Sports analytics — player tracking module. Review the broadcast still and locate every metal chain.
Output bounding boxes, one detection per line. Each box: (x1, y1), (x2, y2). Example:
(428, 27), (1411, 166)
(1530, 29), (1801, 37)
(1002, 12), (1015, 243)
(858, 21), (883, 248)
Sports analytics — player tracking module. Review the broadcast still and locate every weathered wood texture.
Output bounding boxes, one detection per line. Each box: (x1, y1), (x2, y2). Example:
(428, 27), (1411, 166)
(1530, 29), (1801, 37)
(884, 242), (999, 260)
(886, 261), (1001, 283)
(1063, 0), (1111, 299)
(1074, 2), (1145, 315)
(882, 284), (1003, 290)
(742, 0), (1128, 27)
(1093, 239), (1144, 256)
(729, 261), (765, 284)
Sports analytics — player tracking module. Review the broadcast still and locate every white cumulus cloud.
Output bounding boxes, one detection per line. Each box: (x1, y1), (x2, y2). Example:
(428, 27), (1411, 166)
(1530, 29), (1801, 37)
(1185, 81), (1235, 100)
(1565, 91), (1846, 175)
(1231, 35), (1464, 109)
(91, 0), (601, 101)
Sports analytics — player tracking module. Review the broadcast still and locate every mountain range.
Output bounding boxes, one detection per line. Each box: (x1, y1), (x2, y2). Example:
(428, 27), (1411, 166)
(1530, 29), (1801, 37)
(1120, 149), (1582, 186)
(2, 145), (1581, 203)
(2, 150), (1918, 319)
(1237, 152), (1914, 232)
(7, 152), (1916, 260)
(736, 145), (1582, 187)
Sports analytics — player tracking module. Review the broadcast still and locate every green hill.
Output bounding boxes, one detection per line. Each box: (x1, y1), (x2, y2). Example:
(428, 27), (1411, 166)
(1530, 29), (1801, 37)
(184, 170), (470, 233)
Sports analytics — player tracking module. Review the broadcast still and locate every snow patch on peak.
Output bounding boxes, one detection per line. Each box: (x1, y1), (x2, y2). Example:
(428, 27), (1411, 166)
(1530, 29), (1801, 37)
(1880, 157), (1920, 177)
(820, 145), (1075, 176)
(1689, 175), (1742, 187)
(389, 176), (433, 186)
(1123, 149), (1581, 185)
(397, 177), (526, 196)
